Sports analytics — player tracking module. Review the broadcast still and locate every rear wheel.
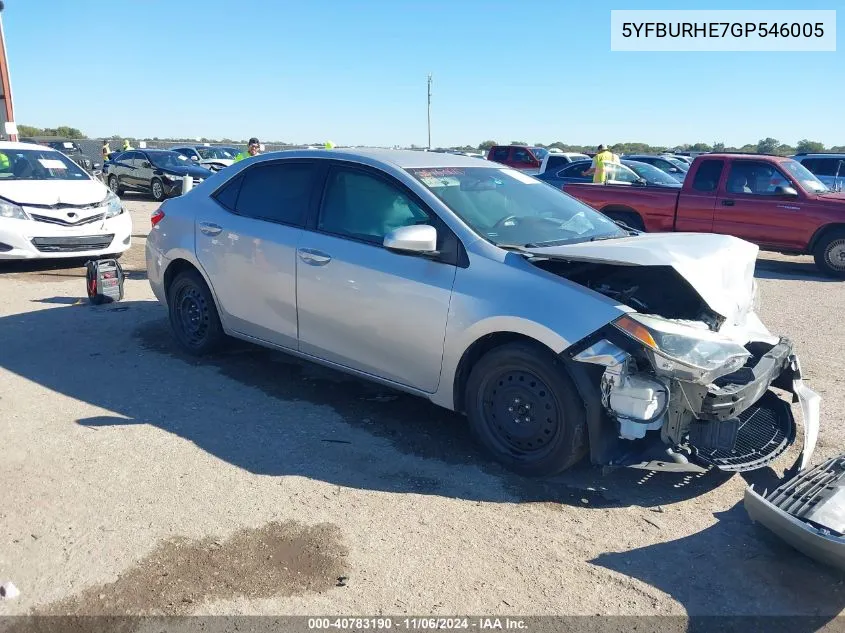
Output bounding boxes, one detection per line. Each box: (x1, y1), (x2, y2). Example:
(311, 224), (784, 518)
(813, 229), (845, 278)
(464, 342), (587, 476)
(167, 269), (224, 355)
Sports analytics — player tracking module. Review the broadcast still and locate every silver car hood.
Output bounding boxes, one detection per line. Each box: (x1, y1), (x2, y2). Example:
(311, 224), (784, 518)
(523, 232), (759, 326)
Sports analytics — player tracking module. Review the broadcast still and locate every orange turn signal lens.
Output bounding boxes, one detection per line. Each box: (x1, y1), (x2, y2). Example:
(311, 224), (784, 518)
(614, 315), (658, 349)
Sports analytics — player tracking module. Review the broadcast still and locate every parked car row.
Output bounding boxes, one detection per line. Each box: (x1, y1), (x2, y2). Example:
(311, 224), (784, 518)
(103, 149), (216, 202)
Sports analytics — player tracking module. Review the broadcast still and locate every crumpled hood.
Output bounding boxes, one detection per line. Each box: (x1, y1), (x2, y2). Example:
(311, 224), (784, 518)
(0, 179), (110, 207)
(524, 232), (759, 326)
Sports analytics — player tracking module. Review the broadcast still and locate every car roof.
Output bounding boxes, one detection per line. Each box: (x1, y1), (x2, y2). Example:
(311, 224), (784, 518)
(0, 141), (62, 151)
(257, 147), (501, 170)
(704, 153), (792, 161)
(794, 153), (845, 158)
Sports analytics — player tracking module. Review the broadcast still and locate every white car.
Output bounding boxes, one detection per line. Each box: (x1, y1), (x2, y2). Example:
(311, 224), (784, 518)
(0, 142), (132, 260)
(169, 146), (235, 172)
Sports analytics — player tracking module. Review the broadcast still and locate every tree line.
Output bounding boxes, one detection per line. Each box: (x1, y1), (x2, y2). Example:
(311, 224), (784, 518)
(470, 138), (845, 155)
(14, 125), (844, 155)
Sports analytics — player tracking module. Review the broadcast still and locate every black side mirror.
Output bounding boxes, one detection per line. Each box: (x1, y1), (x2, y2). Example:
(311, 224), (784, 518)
(774, 185), (798, 197)
(633, 178), (647, 187)
(142, 161), (152, 169)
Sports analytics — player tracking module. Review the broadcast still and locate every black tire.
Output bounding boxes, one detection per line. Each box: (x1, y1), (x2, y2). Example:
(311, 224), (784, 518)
(108, 175), (124, 196)
(813, 229), (845, 278)
(604, 210), (645, 232)
(151, 178), (166, 202)
(167, 269), (224, 355)
(464, 342), (588, 477)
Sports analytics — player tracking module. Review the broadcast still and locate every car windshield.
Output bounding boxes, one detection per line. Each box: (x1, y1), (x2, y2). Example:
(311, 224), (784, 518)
(623, 161), (682, 187)
(197, 146), (235, 160)
(781, 159), (830, 193)
(665, 157), (689, 171)
(48, 141), (80, 153)
(0, 148), (89, 181)
(407, 166), (627, 247)
(148, 151), (192, 169)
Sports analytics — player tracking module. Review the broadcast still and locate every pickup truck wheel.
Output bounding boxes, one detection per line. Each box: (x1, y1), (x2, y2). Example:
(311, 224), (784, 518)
(813, 229), (845, 278)
(465, 342), (587, 477)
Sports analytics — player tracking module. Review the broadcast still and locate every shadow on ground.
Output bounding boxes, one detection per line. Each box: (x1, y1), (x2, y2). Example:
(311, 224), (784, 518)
(2, 299), (841, 619)
(754, 257), (839, 283)
(592, 497), (845, 623)
(2, 299), (734, 509)
(0, 257), (147, 282)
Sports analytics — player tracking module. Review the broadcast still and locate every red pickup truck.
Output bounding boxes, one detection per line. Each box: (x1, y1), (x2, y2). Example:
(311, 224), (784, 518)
(562, 153), (845, 277)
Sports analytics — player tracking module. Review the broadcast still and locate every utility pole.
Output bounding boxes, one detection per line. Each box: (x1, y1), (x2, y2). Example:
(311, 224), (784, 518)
(0, 1), (15, 142)
(427, 73), (432, 150)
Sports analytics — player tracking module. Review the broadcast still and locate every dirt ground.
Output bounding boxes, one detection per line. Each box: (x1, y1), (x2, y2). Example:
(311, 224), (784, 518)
(1, 195), (844, 624)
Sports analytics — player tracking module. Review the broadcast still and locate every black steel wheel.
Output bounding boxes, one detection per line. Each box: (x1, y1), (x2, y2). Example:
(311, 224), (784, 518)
(167, 269), (224, 355)
(465, 342), (587, 476)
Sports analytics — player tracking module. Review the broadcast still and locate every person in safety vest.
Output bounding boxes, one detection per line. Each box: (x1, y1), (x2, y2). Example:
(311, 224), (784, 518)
(324, 140), (336, 149)
(101, 140), (111, 162)
(233, 137), (261, 163)
(121, 139), (132, 152)
(584, 144), (620, 184)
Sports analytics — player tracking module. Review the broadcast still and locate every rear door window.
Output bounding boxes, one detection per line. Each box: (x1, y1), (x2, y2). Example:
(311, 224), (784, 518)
(232, 162), (317, 226)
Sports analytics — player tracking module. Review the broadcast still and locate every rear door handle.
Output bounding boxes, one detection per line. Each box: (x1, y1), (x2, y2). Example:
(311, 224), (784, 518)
(721, 199), (735, 206)
(199, 222), (222, 236)
(297, 248), (332, 266)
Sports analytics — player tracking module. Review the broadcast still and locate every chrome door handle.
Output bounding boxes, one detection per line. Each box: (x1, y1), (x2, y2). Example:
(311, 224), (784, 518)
(199, 222), (222, 236)
(297, 248), (332, 266)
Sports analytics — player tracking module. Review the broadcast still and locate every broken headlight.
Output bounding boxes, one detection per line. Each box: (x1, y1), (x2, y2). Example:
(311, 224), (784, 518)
(614, 314), (751, 384)
(751, 279), (762, 314)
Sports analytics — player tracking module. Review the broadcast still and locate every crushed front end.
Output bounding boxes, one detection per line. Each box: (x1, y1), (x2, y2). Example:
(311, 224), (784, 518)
(566, 314), (820, 474)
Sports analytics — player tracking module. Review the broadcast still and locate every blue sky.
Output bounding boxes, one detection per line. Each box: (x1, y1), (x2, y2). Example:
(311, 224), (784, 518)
(4, 0), (842, 147)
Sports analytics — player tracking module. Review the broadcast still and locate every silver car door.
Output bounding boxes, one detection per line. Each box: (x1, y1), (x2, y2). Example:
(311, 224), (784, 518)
(195, 160), (319, 349)
(296, 166), (458, 392)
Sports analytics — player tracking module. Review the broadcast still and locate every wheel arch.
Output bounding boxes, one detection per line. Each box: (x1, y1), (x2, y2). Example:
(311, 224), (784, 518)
(450, 330), (618, 466)
(807, 223), (845, 254)
(599, 205), (645, 229)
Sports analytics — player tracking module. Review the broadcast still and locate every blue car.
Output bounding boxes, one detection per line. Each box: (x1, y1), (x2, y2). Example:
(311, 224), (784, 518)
(537, 159), (682, 189)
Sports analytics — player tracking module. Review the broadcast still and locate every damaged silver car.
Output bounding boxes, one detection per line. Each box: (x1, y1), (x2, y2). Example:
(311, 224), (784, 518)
(146, 149), (820, 481)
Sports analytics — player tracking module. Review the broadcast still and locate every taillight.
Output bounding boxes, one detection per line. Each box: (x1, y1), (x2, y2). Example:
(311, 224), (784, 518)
(151, 209), (165, 227)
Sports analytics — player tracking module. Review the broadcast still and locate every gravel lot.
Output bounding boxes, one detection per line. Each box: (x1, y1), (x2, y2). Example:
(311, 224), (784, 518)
(1, 195), (844, 623)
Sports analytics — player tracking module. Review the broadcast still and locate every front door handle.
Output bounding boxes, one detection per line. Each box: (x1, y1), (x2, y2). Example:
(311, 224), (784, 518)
(199, 222), (223, 236)
(721, 199), (735, 207)
(297, 248), (332, 266)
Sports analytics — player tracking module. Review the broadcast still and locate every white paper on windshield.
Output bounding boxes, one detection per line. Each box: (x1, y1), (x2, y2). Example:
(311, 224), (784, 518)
(177, 155), (188, 161)
(63, 142), (74, 148)
(38, 159), (67, 170)
(499, 168), (539, 184)
(421, 176), (460, 188)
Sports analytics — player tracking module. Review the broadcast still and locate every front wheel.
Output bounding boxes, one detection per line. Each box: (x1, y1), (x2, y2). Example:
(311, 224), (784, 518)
(151, 178), (166, 202)
(167, 270), (225, 355)
(813, 229), (845, 278)
(108, 175), (123, 196)
(464, 342), (587, 476)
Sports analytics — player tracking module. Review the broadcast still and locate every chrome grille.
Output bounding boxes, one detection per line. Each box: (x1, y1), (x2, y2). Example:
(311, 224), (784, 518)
(29, 213), (105, 227)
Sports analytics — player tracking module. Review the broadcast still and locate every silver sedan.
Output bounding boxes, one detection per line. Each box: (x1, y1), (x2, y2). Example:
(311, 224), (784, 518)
(145, 149), (819, 478)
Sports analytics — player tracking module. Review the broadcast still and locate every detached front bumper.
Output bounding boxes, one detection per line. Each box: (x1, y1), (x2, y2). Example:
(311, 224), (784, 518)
(746, 454), (845, 570)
